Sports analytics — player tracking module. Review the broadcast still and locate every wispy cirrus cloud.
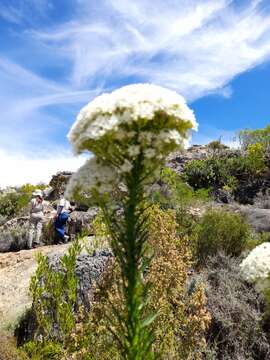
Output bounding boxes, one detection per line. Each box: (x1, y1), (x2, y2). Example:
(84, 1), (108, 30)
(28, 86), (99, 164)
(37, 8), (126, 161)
(31, 0), (270, 100)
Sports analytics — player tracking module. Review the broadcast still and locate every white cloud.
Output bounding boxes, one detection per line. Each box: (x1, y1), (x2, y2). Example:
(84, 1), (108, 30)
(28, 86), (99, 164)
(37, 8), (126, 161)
(1, 0), (270, 186)
(32, 0), (270, 100)
(0, 148), (87, 188)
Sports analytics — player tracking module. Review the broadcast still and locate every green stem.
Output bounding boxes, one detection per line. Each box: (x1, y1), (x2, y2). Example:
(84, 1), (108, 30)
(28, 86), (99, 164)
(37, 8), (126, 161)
(123, 153), (145, 359)
(101, 153), (153, 359)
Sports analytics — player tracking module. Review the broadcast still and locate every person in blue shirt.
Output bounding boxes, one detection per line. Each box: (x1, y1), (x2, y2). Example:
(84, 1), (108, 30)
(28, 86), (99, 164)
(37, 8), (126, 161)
(54, 192), (73, 244)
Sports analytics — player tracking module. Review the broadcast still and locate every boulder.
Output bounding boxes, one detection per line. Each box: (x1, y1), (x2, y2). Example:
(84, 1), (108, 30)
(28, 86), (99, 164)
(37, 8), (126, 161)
(48, 171), (73, 200)
(166, 145), (208, 176)
(16, 249), (113, 344)
(67, 208), (99, 237)
(232, 205), (270, 233)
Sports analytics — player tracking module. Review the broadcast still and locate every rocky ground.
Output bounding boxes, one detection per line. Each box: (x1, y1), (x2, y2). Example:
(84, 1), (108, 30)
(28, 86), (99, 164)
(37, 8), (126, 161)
(1, 145), (270, 334)
(0, 243), (74, 330)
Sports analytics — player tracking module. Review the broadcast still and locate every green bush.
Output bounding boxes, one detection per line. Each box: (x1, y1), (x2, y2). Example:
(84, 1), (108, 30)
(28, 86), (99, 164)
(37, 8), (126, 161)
(24, 239), (82, 358)
(0, 184), (47, 218)
(227, 146), (267, 181)
(207, 140), (228, 151)
(183, 147), (267, 193)
(183, 158), (230, 190)
(239, 124), (270, 150)
(193, 209), (251, 265)
(23, 340), (62, 360)
(0, 191), (22, 218)
(153, 167), (209, 208)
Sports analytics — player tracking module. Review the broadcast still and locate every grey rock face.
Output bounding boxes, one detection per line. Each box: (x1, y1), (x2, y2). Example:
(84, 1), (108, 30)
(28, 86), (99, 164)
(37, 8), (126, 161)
(68, 208), (99, 238)
(254, 189), (270, 210)
(16, 249), (113, 344)
(48, 171), (73, 200)
(48, 248), (112, 310)
(166, 145), (208, 175)
(238, 206), (270, 233)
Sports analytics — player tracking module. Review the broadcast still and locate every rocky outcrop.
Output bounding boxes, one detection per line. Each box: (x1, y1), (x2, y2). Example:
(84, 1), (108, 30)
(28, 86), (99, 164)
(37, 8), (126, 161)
(166, 145), (208, 175)
(48, 171), (73, 200)
(49, 249), (112, 310)
(68, 208), (99, 238)
(237, 206), (270, 233)
(15, 247), (112, 344)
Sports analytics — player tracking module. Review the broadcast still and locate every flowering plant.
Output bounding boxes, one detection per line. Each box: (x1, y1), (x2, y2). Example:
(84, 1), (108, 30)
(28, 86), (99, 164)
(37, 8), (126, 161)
(240, 242), (270, 292)
(66, 83), (197, 359)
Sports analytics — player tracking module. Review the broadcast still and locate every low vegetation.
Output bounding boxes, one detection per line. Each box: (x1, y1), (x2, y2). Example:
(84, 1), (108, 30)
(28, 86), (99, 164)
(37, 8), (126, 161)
(0, 183), (47, 219)
(192, 209), (251, 265)
(2, 125), (270, 359)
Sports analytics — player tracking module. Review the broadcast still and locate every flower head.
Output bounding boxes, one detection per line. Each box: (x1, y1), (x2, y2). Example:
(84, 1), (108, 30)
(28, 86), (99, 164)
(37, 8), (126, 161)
(240, 242), (270, 292)
(68, 83), (197, 157)
(65, 156), (118, 204)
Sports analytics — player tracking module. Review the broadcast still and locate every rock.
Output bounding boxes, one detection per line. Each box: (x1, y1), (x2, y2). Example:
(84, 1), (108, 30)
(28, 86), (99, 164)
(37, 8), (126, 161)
(209, 188), (234, 204)
(166, 145), (208, 175)
(68, 208), (99, 237)
(16, 248), (113, 344)
(48, 171), (73, 200)
(187, 206), (204, 219)
(237, 206), (270, 233)
(254, 189), (270, 209)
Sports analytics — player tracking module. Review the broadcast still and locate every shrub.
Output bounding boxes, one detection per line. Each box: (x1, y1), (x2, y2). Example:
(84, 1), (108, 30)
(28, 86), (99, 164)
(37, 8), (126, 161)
(198, 253), (270, 359)
(24, 239), (82, 357)
(0, 224), (28, 251)
(23, 340), (62, 360)
(193, 209), (251, 265)
(152, 167), (209, 209)
(183, 145), (267, 195)
(41, 219), (56, 245)
(75, 205), (210, 359)
(0, 191), (22, 218)
(207, 140), (228, 151)
(183, 158), (230, 190)
(239, 124), (270, 150)
(0, 184), (47, 218)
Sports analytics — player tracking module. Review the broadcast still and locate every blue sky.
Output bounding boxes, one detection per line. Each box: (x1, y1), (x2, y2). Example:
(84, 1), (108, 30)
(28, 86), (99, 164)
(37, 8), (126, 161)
(0, 0), (270, 186)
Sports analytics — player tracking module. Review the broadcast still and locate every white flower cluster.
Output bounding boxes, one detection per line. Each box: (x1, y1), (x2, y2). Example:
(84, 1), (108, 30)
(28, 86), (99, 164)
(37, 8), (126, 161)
(66, 83), (197, 201)
(65, 157), (118, 202)
(240, 242), (270, 292)
(68, 83), (197, 154)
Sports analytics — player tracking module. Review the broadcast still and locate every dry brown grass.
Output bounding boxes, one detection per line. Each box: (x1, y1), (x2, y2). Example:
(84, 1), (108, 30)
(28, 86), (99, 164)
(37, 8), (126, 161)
(0, 331), (29, 360)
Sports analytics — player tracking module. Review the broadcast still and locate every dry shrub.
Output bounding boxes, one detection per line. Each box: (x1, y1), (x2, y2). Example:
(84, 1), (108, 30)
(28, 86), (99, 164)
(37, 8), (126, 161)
(41, 219), (56, 245)
(0, 331), (29, 360)
(199, 252), (270, 360)
(71, 205), (210, 359)
(146, 206), (211, 359)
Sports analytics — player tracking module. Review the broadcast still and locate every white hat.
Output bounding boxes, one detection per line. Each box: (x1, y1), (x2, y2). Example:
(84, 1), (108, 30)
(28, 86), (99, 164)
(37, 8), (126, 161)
(32, 189), (44, 197)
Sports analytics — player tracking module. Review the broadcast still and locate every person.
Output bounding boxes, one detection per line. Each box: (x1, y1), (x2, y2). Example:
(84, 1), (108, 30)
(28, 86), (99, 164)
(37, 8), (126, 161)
(28, 189), (44, 249)
(54, 192), (73, 244)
